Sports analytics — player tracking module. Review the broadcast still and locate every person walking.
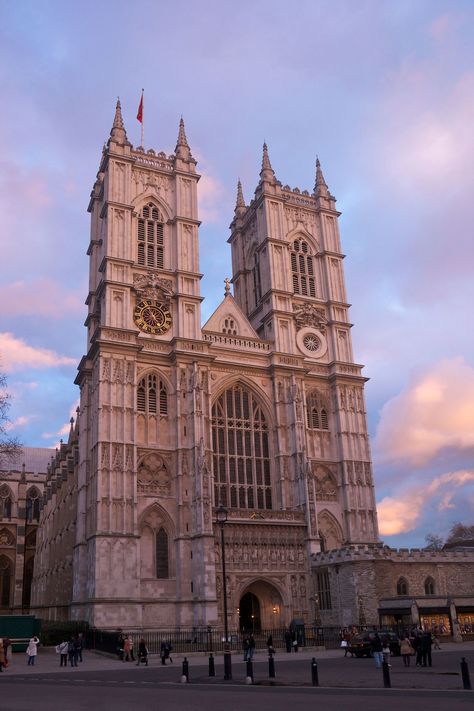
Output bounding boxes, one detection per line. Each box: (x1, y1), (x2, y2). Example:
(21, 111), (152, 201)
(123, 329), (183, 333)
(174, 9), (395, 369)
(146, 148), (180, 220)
(247, 634), (256, 661)
(3, 637), (11, 668)
(26, 636), (40, 666)
(136, 638), (148, 666)
(77, 633), (84, 662)
(123, 636), (131, 662)
(242, 635), (251, 661)
(68, 637), (78, 667)
(284, 629), (292, 653)
(421, 631), (433, 667)
(127, 635), (135, 662)
(400, 635), (414, 667)
(370, 633), (383, 669)
(0, 638), (5, 671)
(412, 632), (422, 666)
(266, 634), (275, 655)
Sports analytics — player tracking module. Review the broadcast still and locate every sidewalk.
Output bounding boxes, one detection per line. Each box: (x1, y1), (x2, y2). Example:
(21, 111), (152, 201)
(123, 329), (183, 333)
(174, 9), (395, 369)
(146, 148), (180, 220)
(2, 640), (473, 681)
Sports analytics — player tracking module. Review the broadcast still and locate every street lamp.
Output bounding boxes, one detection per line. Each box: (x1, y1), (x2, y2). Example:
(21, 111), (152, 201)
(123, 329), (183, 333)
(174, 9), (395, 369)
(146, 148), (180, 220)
(216, 504), (232, 680)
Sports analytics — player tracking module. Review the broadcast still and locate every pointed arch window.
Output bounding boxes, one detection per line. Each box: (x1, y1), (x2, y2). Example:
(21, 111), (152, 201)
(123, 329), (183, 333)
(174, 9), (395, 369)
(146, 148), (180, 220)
(253, 251), (262, 304)
(0, 485), (12, 520)
(137, 374), (168, 416)
(156, 528), (169, 579)
(424, 577), (435, 595)
(291, 238), (316, 297)
(212, 385), (272, 510)
(397, 577), (408, 596)
(306, 391), (330, 430)
(137, 202), (164, 269)
(26, 487), (41, 522)
(0, 555), (12, 607)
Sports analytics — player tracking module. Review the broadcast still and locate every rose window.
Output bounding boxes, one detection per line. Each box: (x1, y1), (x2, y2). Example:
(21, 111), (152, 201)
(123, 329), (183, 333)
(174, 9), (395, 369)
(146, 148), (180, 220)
(303, 334), (321, 352)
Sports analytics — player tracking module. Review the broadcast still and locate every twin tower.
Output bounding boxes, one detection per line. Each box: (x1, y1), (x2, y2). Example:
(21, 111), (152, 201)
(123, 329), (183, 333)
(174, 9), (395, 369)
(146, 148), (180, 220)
(32, 100), (379, 630)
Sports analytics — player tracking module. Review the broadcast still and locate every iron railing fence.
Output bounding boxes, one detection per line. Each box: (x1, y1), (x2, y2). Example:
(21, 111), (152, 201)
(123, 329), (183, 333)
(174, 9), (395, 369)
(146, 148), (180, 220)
(87, 626), (349, 655)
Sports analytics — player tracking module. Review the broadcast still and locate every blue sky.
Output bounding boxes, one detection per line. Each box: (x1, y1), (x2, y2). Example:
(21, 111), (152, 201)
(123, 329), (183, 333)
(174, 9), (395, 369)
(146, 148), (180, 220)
(1, 0), (473, 546)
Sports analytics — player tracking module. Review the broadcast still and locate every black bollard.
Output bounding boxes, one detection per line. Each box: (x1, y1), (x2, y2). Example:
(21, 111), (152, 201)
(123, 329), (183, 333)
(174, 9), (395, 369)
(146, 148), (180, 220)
(223, 650), (232, 680)
(182, 656), (189, 683)
(461, 657), (472, 690)
(382, 661), (391, 688)
(311, 657), (319, 687)
(208, 652), (215, 677)
(268, 651), (276, 679)
(246, 658), (254, 682)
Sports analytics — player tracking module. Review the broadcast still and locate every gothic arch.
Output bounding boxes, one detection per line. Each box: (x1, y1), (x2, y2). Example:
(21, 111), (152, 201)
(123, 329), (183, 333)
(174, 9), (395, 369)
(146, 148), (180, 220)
(131, 191), (173, 222)
(318, 510), (343, 552)
(286, 225), (320, 254)
(211, 375), (274, 422)
(139, 502), (175, 579)
(211, 381), (275, 510)
(237, 578), (286, 631)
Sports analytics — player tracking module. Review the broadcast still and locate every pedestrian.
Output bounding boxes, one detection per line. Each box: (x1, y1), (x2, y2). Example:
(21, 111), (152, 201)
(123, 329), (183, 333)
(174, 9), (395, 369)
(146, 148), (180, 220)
(77, 633), (84, 662)
(136, 638), (148, 666)
(2, 636), (11, 668)
(26, 636), (40, 666)
(123, 636), (131, 662)
(58, 640), (69, 667)
(382, 635), (391, 667)
(242, 635), (251, 661)
(421, 631), (432, 667)
(284, 629), (292, 653)
(160, 640), (172, 665)
(117, 632), (125, 661)
(400, 635), (414, 667)
(412, 632), (422, 666)
(432, 633), (441, 650)
(266, 634), (275, 655)
(0, 637), (5, 672)
(370, 632), (383, 669)
(68, 637), (78, 667)
(127, 635), (135, 662)
(292, 631), (298, 652)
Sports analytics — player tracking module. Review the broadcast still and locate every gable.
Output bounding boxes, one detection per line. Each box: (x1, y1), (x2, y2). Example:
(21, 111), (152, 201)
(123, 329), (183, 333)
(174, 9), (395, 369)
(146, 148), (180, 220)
(202, 294), (259, 338)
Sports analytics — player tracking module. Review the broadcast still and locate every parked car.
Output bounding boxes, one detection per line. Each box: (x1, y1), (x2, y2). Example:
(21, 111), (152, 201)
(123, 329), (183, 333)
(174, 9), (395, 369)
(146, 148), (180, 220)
(348, 631), (401, 658)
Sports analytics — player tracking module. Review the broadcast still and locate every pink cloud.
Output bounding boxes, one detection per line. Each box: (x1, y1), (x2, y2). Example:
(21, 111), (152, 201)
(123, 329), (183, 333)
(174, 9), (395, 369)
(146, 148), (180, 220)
(375, 357), (474, 466)
(0, 332), (76, 373)
(378, 469), (474, 535)
(0, 280), (83, 318)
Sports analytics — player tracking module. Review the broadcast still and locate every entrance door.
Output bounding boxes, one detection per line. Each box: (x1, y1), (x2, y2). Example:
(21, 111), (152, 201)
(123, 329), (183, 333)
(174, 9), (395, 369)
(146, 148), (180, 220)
(239, 592), (261, 632)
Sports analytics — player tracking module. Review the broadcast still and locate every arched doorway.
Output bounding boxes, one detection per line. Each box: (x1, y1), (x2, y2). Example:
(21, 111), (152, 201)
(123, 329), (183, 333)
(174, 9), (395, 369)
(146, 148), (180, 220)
(240, 592), (261, 632)
(239, 580), (283, 631)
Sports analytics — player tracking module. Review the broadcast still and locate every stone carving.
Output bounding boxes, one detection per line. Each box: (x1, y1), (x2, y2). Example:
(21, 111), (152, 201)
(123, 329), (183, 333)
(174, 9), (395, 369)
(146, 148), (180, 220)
(312, 465), (338, 501)
(133, 273), (173, 303)
(0, 527), (14, 546)
(293, 304), (327, 333)
(137, 452), (171, 495)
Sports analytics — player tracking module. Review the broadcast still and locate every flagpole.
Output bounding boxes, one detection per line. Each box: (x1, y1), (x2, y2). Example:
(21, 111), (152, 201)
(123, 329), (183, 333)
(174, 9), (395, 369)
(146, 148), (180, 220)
(141, 89), (144, 148)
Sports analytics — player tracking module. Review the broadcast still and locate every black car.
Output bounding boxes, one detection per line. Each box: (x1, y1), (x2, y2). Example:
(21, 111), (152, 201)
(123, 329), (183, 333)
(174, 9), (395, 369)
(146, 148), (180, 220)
(348, 631), (401, 658)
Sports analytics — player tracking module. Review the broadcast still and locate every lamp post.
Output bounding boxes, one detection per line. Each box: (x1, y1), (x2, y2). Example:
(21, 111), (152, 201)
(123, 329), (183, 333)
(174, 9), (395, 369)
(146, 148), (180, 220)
(216, 504), (232, 680)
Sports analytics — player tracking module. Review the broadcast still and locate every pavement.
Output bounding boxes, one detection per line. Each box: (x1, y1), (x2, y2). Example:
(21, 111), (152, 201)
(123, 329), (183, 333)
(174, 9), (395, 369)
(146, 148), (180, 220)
(1, 641), (473, 691)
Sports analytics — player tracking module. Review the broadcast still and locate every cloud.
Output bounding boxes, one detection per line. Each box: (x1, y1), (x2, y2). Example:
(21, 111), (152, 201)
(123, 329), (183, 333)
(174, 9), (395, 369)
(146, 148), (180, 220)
(0, 332), (76, 373)
(378, 469), (474, 536)
(41, 398), (80, 446)
(193, 149), (227, 223)
(0, 280), (83, 318)
(374, 358), (474, 466)
(4, 415), (31, 431)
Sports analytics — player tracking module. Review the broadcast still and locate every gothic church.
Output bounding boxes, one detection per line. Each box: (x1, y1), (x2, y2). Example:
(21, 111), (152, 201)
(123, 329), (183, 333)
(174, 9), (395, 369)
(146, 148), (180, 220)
(30, 100), (380, 630)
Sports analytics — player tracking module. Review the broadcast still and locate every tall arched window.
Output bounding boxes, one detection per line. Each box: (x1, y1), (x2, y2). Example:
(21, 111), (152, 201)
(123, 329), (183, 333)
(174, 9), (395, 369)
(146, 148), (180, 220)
(306, 391), (329, 430)
(156, 528), (169, 579)
(26, 487), (41, 522)
(396, 577), (408, 596)
(424, 577), (435, 595)
(0, 556), (12, 607)
(137, 374), (168, 415)
(291, 239), (316, 297)
(0, 485), (12, 519)
(137, 202), (164, 269)
(212, 385), (272, 510)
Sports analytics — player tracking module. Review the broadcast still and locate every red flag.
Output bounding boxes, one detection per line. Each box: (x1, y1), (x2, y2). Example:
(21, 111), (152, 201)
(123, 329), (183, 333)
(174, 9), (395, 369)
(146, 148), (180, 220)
(137, 92), (143, 123)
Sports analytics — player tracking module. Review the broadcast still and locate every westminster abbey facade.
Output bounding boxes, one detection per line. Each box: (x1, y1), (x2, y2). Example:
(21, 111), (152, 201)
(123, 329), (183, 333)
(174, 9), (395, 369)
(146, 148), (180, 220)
(27, 100), (383, 630)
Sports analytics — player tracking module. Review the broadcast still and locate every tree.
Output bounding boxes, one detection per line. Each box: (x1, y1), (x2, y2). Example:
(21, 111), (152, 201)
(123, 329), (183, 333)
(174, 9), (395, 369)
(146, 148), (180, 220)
(0, 370), (22, 467)
(446, 522), (474, 544)
(424, 533), (444, 551)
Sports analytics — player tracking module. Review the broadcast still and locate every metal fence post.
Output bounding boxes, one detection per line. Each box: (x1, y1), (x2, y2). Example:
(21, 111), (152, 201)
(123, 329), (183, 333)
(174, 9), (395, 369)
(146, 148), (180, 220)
(208, 652), (215, 677)
(461, 658), (471, 690)
(382, 661), (391, 688)
(181, 657), (189, 683)
(311, 657), (319, 686)
(246, 659), (254, 683)
(268, 651), (275, 678)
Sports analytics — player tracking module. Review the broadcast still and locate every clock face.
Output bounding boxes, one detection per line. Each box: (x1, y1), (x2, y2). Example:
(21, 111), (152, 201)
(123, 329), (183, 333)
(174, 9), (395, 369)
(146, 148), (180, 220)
(134, 299), (172, 335)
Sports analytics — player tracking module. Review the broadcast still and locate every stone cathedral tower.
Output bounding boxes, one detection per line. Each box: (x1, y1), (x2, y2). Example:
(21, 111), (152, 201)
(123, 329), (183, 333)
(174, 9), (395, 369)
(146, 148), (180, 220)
(32, 103), (379, 630)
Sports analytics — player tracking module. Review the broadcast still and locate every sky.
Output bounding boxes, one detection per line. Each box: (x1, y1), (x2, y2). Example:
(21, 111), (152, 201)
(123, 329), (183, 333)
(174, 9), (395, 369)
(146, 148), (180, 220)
(0, 0), (473, 548)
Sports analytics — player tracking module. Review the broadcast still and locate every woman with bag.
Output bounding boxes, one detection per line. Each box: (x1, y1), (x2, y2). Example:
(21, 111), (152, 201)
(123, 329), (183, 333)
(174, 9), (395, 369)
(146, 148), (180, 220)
(400, 634), (414, 667)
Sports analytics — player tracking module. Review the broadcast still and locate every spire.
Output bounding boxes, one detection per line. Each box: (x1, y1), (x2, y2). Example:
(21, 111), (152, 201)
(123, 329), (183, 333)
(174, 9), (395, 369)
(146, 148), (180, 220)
(314, 156), (329, 197)
(110, 98), (128, 143)
(235, 178), (246, 213)
(175, 116), (191, 159)
(259, 142), (276, 183)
